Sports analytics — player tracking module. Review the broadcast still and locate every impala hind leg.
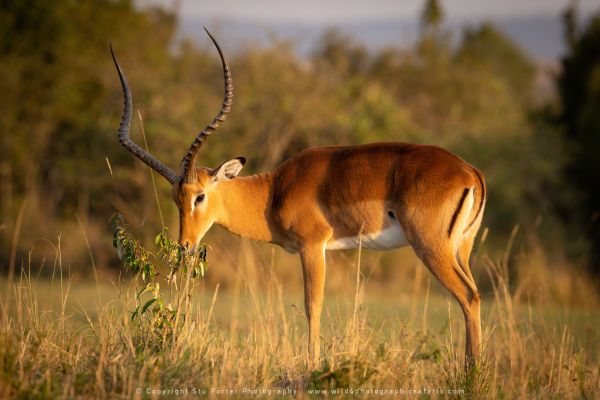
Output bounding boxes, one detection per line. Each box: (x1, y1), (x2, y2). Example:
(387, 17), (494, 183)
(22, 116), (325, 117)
(300, 243), (327, 363)
(456, 232), (482, 362)
(416, 246), (481, 363)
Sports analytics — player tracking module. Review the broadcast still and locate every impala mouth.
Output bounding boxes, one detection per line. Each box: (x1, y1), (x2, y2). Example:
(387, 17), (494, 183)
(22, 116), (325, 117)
(178, 243), (204, 267)
(180, 243), (199, 254)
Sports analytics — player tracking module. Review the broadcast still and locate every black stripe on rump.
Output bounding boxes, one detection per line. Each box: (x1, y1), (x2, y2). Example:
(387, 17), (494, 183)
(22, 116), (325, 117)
(465, 170), (486, 232)
(448, 188), (470, 237)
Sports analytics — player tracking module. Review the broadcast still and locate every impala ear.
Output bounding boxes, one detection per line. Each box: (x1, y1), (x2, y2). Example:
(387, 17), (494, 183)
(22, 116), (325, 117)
(211, 157), (246, 182)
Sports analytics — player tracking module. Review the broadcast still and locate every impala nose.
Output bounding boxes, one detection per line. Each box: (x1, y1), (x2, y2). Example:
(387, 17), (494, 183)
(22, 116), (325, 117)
(181, 241), (197, 253)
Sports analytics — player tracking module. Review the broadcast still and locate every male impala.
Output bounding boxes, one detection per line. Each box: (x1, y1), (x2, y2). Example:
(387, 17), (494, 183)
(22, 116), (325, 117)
(111, 29), (486, 363)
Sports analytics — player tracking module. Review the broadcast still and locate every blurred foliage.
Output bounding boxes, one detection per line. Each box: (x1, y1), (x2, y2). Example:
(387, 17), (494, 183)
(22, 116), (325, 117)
(0, 0), (186, 249)
(557, 4), (600, 270)
(0, 0), (597, 276)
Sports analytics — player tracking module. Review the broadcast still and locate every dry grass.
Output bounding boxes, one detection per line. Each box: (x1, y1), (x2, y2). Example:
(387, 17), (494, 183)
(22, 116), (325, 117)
(0, 232), (599, 399)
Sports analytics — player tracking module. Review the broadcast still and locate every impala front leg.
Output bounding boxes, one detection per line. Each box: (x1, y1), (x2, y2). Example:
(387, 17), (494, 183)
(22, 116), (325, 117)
(300, 242), (327, 363)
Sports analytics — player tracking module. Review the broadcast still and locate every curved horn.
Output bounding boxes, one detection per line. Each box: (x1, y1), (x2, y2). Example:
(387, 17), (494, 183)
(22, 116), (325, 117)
(110, 44), (180, 184)
(180, 28), (233, 183)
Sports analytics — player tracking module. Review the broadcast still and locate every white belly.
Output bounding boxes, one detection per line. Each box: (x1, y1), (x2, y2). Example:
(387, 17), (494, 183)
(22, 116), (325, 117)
(326, 223), (409, 251)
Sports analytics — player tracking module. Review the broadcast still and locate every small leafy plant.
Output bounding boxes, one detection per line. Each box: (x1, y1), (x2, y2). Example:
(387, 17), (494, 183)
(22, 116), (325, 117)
(110, 213), (207, 345)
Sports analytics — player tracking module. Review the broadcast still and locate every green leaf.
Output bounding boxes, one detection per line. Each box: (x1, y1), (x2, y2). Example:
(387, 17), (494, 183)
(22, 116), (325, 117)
(141, 298), (157, 314)
(137, 284), (153, 299)
(131, 305), (140, 321)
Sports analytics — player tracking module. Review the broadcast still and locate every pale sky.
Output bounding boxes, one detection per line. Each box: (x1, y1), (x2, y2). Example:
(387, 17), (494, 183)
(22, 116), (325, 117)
(139, 0), (599, 59)
(143, 0), (597, 23)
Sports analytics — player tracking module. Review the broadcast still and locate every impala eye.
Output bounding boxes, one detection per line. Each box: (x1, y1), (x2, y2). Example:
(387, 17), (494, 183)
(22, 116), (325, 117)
(195, 194), (205, 204)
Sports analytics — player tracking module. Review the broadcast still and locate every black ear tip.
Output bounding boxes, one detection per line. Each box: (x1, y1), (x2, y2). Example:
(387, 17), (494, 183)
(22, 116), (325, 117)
(237, 157), (247, 165)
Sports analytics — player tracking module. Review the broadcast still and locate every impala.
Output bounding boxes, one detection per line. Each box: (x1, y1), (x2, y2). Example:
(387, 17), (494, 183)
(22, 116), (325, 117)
(111, 29), (486, 363)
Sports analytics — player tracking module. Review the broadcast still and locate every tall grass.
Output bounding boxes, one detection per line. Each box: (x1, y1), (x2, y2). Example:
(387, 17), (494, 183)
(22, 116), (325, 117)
(0, 228), (598, 399)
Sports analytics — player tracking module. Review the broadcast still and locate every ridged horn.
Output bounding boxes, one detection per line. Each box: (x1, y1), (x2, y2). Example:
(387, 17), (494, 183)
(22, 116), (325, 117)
(180, 28), (233, 183)
(111, 44), (180, 184)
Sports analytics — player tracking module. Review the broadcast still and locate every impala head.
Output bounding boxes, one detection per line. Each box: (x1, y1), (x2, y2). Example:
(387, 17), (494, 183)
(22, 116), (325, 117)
(111, 28), (244, 250)
(172, 157), (245, 249)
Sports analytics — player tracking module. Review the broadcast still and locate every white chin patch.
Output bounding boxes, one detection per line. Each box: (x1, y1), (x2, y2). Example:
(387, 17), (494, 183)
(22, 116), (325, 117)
(326, 223), (409, 251)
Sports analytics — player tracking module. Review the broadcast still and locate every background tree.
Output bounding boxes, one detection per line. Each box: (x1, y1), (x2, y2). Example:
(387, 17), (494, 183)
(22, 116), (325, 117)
(558, 4), (600, 271)
(421, 0), (444, 34)
(0, 0), (595, 282)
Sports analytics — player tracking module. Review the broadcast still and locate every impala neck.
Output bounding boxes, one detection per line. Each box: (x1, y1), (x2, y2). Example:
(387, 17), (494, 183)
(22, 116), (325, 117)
(215, 173), (274, 243)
